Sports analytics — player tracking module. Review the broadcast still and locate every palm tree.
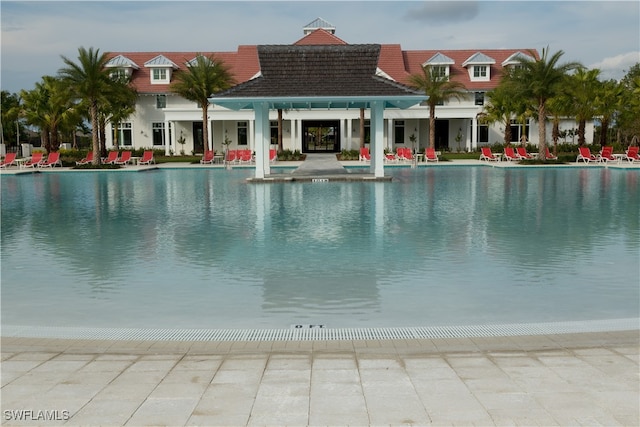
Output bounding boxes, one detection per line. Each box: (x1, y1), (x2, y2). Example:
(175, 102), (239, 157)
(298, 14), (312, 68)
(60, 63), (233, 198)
(511, 47), (581, 158)
(546, 93), (572, 156)
(1, 91), (22, 148)
(171, 54), (234, 153)
(100, 73), (137, 152)
(58, 47), (113, 164)
(408, 65), (466, 149)
(481, 84), (518, 146)
(20, 76), (74, 152)
(594, 79), (624, 146)
(566, 68), (600, 146)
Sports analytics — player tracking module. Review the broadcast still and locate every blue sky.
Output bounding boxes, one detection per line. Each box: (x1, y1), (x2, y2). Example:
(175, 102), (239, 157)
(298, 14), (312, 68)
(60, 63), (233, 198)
(1, 1), (639, 93)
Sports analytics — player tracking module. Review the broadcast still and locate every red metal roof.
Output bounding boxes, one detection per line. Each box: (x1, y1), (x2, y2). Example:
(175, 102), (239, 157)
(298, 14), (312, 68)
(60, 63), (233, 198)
(107, 30), (537, 94)
(293, 28), (348, 46)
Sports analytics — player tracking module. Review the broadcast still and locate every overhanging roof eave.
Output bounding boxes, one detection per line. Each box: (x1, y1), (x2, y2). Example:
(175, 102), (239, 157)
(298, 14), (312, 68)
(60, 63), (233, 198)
(208, 95), (428, 111)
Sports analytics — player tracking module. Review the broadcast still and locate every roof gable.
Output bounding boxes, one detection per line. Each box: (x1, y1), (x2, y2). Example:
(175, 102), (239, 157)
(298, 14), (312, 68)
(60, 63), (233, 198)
(462, 52), (496, 66)
(502, 51), (535, 66)
(294, 28), (347, 45)
(425, 52), (455, 66)
(303, 17), (335, 34)
(144, 55), (179, 69)
(105, 54), (139, 69)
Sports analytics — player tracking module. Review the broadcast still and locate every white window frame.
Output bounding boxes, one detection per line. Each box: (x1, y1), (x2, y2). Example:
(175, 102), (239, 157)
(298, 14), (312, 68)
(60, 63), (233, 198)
(152, 122), (166, 146)
(470, 65), (490, 82)
(431, 65), (449, 80)
(156, 94), (166, 109)
(151, 68), (170, 84)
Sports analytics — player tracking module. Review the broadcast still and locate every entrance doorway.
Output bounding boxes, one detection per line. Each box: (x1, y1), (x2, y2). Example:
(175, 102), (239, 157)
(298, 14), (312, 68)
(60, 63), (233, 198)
(192, 122), (204, 154)
(435, 120), (449, 151)
(302, 120), (340, 153)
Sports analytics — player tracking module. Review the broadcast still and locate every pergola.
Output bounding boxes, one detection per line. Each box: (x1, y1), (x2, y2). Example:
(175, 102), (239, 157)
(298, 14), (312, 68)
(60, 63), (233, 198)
(209, 44), (427, 179)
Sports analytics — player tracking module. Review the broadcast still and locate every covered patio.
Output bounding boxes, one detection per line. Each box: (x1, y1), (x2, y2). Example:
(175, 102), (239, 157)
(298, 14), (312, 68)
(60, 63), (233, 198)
(209, 44), (427, 179)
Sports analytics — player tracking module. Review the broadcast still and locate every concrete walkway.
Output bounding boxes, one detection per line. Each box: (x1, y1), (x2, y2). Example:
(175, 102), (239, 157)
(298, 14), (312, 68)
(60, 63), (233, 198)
(1, 331), (638, 426)
(291, 153), (349, 176)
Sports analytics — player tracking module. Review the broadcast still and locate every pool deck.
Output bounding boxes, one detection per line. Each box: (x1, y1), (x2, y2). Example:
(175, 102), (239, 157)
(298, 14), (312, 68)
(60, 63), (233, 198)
(1, 156), (639, 177)
(1, 330), (638, 426)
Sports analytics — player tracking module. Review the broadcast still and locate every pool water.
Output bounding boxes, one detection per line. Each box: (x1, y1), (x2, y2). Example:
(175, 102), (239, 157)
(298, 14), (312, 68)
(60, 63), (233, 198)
(1, 167), (638, 329)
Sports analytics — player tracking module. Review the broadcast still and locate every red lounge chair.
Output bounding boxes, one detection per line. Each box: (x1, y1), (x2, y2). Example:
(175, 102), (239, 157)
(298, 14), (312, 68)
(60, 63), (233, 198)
(104, 151), (119, 164)
(76, 151), (93, 165)
(238, 149), (253, 163)
(625, 146), (640, 163)
(139, 150), (155, 165)
(225, 149), (237, 164)
(359, 147), (370, 161)
(269, 149), (278, 163)
(398, 147), (413, 162)
(114, 151), (132, 165)
(504, 147), (519, 161)
(598, 146), (615, 162)
(425, 148), (439, 162)
(200, 150), (214, 164)
(39, 152), (62, 168)
(23, 152), (44, 168)
(545, 147), (558, 160)
(576, 147), (598, 163)
(0, 153), (17, 168)
(384, 152), (398, 162)
(516, 147), (534, 160)
(480, 147), (499, 161)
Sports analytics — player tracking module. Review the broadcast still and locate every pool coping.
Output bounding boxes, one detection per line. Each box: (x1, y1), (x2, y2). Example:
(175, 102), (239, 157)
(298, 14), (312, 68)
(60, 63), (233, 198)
(3, 318), (638, 342)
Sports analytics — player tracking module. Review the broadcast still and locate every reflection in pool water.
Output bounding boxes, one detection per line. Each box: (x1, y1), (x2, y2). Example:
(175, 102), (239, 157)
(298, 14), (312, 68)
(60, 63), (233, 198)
(1, 167), (638, 329)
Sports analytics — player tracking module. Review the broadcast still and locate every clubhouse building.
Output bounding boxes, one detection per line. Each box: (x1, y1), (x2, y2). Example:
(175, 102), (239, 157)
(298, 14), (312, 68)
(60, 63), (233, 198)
(104, 18), (592, 160)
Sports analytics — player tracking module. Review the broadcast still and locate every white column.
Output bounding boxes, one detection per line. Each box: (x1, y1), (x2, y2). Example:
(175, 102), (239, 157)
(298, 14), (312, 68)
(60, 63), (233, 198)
(370, 101), (385, 178)
(249, 119), (255, 150)
(346, 119), (353, 149)
(253, 102), (270, 179)
(472, 117), (478, 151)
(340, 119), (345, 151)
(164, 120), (171, 156)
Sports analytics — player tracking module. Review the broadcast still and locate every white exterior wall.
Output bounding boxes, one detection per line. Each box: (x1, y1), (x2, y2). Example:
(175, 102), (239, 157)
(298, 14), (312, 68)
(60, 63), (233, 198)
(108, 91), (594, 154)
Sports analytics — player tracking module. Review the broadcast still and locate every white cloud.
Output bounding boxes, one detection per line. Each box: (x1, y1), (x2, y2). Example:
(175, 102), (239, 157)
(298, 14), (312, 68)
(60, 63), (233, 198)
(1, 1), (639, 93)
(589, 51), (640, 81)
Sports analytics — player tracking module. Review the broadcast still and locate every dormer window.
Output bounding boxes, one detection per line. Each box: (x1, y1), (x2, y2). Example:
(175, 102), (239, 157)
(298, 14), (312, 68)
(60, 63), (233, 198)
(152, 69), (168, 82)
(431, 65), (448, 79)
(502, 51), (535, 71)
(144, 55), (179, 85)
(473, 66), (487, 78)
(105, 55), (139, 82)
(424, 52), (455, 81)
(463, 52), (495, 82)
(110, 68), (129, 81)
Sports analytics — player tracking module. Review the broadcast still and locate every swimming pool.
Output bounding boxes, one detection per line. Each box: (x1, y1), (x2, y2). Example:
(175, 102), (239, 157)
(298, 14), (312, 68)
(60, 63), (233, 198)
(1, 167), (638, 330)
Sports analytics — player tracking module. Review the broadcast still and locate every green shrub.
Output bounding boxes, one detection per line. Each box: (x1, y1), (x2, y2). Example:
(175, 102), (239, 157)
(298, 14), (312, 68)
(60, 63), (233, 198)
(277, 149), (305, 161)
(337, 149), (360, 160)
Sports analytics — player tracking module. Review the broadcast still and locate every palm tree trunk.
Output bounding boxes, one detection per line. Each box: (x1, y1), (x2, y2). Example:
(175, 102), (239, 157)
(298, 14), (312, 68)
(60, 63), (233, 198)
(359, 108), (365, 148)
(599, 118), (609, 146)
(99, 116), (107, 158)
(90, 102), (100, 165)
(202, 105), (209, 153)
(277, 109), (283, 151)
(42, 128), (51, 153)
(50, 124), (59, 152)
(538, 101), (546, 159)
(429, 105), (436, 150)
(578, 120), (586, 146)
(504, 119), (512, 146)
